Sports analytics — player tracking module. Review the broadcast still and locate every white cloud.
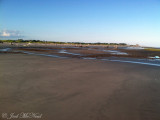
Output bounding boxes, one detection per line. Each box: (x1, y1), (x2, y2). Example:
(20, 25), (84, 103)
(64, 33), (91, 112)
(2, 31), (10, 36)
(0, 30), (23, 38)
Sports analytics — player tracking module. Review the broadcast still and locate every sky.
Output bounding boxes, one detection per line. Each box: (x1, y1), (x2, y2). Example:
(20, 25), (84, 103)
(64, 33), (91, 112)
(0, 0), (160, 47)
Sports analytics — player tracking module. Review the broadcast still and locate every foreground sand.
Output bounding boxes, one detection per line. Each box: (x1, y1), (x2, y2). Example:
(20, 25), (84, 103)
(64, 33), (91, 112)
(0, 54), (160, 120)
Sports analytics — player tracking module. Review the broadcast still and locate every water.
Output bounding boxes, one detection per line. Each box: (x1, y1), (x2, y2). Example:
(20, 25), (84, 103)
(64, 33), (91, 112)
(123, 47), (144, 50)
(17, 50), (160, 67)
(22, 51), (68, 58)
(0, 48), (11, 51)
(59, 50), (81, 55)
(1, 48), (160, 67)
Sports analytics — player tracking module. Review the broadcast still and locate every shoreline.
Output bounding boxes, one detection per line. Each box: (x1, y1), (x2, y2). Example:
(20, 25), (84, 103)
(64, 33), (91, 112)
(0, 45), (160, 67)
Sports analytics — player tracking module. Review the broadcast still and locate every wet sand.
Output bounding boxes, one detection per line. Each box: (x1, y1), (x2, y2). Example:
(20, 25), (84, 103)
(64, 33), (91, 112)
(0, 54), (160, 120)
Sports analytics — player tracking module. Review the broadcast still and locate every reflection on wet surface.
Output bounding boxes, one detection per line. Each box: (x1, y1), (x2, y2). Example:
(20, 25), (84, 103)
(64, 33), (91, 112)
(59, 50), (81, 56)
(0, 48), (11, 51)
(102, 50), (128, 55)
(1, 47), (160, 67)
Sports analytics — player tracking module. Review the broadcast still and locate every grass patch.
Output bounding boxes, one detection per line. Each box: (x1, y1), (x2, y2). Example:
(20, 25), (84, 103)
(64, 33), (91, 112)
(145, 48), (160, 51)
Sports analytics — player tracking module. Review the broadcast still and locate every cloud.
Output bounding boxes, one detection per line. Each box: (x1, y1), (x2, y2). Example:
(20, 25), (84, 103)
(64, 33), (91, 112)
(0, 30), (23, 38)
(2, 31), (10, 36)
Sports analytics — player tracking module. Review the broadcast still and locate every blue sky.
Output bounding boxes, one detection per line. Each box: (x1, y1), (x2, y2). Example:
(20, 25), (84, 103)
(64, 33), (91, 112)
(0, 0), (160, 47)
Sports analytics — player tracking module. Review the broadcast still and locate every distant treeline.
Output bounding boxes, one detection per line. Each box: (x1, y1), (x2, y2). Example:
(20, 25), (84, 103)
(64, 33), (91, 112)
(0, 39), (127, 45)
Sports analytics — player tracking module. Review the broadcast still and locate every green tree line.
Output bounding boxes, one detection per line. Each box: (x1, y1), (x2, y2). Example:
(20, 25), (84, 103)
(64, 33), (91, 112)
(0, 39), (127, 45)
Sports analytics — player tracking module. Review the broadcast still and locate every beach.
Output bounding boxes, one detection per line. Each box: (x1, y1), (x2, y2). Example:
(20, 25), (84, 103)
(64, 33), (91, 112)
(1, 0), (160, 119)
(0, 53), (160, 120)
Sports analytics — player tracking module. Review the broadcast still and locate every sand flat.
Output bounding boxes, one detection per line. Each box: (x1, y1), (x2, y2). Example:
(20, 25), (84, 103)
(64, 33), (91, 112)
(0, 54), (160, 120)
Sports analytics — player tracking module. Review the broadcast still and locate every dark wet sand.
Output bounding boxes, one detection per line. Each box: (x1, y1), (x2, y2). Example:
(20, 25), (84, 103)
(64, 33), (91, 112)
(0, 54), (160, 120)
